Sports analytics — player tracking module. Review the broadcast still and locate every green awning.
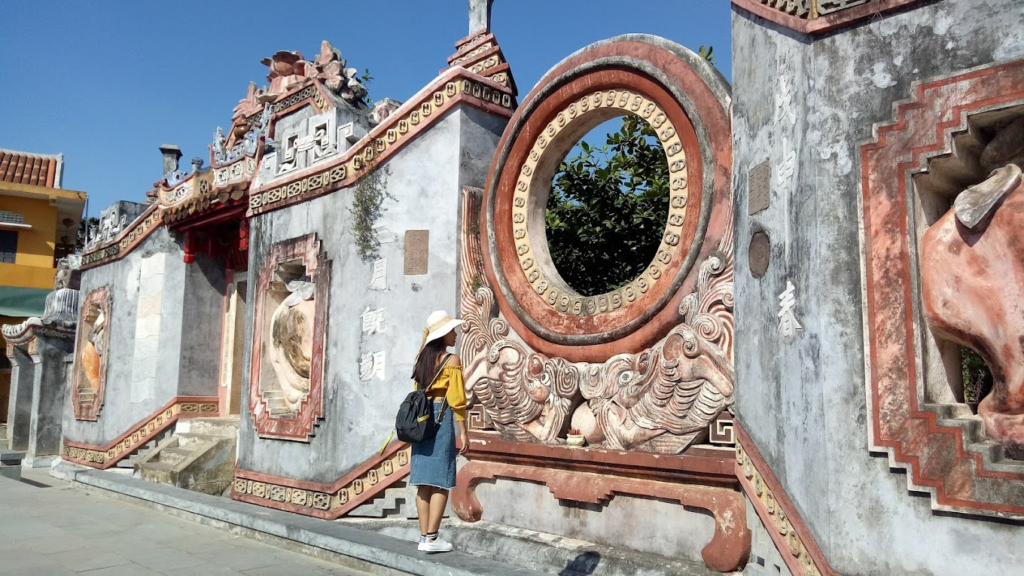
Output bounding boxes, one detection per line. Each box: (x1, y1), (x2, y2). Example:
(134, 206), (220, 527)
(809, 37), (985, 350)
(0, 286), (50, 318)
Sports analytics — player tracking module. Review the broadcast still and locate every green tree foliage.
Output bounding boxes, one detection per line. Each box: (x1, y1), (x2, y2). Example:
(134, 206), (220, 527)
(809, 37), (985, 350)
(360, 68), (374, 106)
(545, 115), (669, 296)
(349, 162), (394, 263)
(698, 45), (714, 63)
(961, 346), (993, 404)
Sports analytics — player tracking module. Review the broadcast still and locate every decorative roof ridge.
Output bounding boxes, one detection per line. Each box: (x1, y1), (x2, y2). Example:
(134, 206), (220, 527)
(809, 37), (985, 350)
(448, 33), (497, 63)
(454, 28), (491, 49)
(79, 203), (162, 268)
(442, 30), (517, 98)
(445, 43), (505, 72)
(731, 0), (927, 35)
(248, 66), (516, 216)
(81, 67), (517, 268)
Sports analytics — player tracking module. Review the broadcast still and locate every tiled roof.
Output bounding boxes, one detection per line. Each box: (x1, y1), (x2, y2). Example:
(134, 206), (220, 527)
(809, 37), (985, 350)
(0, 148), (63, 188)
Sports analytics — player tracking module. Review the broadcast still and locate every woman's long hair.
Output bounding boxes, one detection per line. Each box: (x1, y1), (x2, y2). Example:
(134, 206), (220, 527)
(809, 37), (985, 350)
(412, 338), (448, 389)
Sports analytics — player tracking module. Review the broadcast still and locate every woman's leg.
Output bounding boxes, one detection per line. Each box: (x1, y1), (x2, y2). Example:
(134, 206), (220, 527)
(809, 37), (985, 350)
(427, 488), (449, 533)
(416, 486), (434, 536)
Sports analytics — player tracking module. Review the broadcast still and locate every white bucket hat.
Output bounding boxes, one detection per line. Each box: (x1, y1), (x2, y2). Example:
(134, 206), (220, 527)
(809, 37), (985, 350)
(420, 310), (464, 349)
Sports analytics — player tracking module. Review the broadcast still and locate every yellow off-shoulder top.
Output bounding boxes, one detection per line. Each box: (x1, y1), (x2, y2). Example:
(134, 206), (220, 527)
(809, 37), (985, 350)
(416, 362), (468, 422)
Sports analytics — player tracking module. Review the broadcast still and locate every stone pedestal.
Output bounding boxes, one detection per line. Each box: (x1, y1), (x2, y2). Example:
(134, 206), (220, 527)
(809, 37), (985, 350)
(26, 337), (74, 467)
(0, 449), (24, 481)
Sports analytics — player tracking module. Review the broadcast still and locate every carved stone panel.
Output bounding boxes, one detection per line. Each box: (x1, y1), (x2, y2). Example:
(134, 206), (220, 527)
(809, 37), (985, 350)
(461, 36), (734, 456)
(860, 59), (1024, 519)
(249, 234), (330, 441)
(73, 287), (111, 421)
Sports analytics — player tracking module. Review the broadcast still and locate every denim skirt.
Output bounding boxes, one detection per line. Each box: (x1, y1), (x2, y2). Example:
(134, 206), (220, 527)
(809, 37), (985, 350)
(409, 401), (457, 490)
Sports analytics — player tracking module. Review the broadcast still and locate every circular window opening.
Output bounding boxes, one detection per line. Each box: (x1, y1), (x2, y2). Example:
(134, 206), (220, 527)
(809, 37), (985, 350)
(545, 115), (670, 297)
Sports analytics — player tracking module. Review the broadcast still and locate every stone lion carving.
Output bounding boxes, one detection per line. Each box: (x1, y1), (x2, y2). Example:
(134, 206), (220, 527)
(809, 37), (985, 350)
(461, 219), (735, 454)
(920, 120), (1024, 448)
(267, 280), (316, 414)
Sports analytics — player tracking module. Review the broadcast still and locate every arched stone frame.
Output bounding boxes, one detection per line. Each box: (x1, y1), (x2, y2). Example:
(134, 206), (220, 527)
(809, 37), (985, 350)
(860, 59), (1024, 520)
(456, 35), (748, 572)
(248, 233), (330, 441)
(73, 287), (111, 421)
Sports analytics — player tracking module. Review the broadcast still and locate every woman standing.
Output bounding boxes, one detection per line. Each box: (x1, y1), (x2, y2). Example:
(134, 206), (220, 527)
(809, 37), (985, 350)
(409, 310), (469, 553)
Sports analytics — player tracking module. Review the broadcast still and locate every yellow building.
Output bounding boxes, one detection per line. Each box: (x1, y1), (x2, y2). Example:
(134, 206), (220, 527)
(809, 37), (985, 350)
(0, 148), (86, 424)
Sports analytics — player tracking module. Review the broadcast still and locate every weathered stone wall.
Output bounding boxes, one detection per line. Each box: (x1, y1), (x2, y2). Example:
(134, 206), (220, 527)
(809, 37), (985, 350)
(236, 105), (506, 482)
(731, 1), (1024, 573)
(473, 478), (717, 565)
(64, 227), (223, 445)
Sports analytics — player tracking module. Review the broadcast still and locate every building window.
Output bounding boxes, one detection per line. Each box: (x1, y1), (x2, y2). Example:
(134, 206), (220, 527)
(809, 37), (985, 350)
(0, 230), (17, 263)
(0, 211), (25, 225)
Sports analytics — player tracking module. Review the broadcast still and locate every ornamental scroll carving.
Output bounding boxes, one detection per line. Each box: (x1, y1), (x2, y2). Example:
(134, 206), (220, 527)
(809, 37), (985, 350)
(460, 189), (735, 454)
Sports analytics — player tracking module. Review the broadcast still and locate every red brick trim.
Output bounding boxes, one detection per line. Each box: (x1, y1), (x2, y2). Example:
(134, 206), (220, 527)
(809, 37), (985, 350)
(61, 396), (218, 469)
(465, 433), (738, 486)
(860, 59), (1024, 518)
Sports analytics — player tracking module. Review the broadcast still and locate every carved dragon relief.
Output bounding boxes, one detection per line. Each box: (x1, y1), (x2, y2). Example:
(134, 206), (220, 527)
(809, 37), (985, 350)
(460, 189), (734, 454)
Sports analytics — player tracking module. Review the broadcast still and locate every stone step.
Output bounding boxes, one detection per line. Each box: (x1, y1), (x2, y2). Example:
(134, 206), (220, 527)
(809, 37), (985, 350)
(177, 433), (221, 448)
(348, 482), (415, 519)
(124, 429), (175, 468)
(139, 460), (178, 473)
(158, 447), (194, 466)
(175, 417), (240, 438)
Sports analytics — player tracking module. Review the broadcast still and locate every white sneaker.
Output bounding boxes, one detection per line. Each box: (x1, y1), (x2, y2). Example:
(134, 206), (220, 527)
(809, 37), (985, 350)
(418, 537), (454, 553)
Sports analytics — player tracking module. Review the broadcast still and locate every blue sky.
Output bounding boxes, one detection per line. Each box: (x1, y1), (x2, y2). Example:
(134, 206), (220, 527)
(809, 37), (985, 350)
(2, 1), (732, 218)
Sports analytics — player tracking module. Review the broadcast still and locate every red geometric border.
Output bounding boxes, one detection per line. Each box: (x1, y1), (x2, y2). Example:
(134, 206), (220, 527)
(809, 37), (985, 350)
(452, 435), (749, 573)
(61, 396), (218, 469)
(731, 0), (927, 35)
(860, 59), (1024, 519)
(248, 234), (330, 441)
(72, 287), (111, 421)
(230, 441), (411, 520)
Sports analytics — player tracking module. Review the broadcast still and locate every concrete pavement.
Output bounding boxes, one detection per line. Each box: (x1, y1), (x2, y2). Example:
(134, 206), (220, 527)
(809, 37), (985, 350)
(0, 470), (370, 576)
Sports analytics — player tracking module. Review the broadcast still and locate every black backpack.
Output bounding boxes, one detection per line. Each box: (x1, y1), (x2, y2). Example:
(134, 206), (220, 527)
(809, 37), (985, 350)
(395, 354), (451, 443)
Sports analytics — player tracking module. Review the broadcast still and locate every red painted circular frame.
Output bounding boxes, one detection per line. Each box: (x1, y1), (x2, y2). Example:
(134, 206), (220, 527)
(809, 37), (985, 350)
(480, 40), (732, 363)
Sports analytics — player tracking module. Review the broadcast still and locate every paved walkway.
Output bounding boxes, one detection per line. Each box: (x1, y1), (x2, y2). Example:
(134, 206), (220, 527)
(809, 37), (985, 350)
(0, 470), (369, 576)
